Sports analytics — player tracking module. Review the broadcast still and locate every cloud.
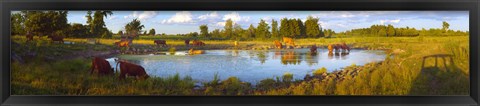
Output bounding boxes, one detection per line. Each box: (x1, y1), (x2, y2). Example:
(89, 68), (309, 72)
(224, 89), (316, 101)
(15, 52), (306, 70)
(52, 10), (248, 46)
(216, 22), (226, 27)
(198, 11), (219, 20)
(125, 11), (158, 20)
(223, 12), (250, 22)
(162, 11), (193, 24)
(380, 19), (401, 25)
(107, 16), (117, 20)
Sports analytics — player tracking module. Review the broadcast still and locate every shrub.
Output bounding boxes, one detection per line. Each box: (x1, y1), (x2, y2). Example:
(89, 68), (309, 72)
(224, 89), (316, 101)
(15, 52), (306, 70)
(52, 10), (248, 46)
(313, 67), (327, 76)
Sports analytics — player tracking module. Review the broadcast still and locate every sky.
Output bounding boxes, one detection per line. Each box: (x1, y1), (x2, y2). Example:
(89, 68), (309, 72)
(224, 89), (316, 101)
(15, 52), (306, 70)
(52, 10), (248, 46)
(19, 11), (470, 34)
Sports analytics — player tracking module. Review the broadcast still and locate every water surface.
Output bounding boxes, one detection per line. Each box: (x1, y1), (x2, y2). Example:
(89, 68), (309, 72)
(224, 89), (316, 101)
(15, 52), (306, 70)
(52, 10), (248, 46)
(106, 49), (386, 84)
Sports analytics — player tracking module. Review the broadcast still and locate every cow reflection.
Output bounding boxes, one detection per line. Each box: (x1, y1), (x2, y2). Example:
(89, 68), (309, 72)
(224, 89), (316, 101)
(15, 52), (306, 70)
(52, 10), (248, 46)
(305, 52), (319, 66)
(281, 51), (302, 65)
(328, 52), (349, 60)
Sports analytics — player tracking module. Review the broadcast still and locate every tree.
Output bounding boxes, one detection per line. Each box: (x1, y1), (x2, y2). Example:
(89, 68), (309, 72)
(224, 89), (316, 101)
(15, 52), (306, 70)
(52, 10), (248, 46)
(117, 30), (123, 35)
(248, 24), (256, 38)
(23, 11), (69, 37)
(271, 19), (280, 39)
(386, 24), (395, 36)
(255, 19), (270, 40)
(305, 16), (321, 38)
(148, 29), (156, 36)
(442, 21), (450, 32)
(280, 18), (290, 38)
(143, 31), (148, 35)
(11, 13), (25, 35)
(233, 23), (244, 40)
(199, 25), (209, 38)
(224, 19), (234, 39)
(69, 23), (89, 38)
(124, 18), (145, 38)
(89, 11), (113, 38)
(210, 29), (221, 38)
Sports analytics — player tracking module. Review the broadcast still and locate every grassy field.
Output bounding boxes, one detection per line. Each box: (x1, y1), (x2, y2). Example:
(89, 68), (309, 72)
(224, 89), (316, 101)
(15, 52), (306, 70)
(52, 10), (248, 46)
(11, 35), (469, 95)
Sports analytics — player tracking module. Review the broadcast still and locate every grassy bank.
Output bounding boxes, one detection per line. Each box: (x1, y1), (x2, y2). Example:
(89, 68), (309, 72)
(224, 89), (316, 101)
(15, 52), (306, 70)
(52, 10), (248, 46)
(11, 36), (469, 95)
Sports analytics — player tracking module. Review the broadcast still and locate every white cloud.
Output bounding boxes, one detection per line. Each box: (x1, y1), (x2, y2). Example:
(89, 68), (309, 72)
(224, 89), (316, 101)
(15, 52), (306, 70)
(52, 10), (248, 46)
(198, 11), (219, 20)
(107, 16), (117, 20)
(340, 14), (355, 18)
(125, 11), (158, 20)
(162, 11), (193, 24)
(380, 19), (401, 25)
(216, 22), (226, 27)
(223, 12), (250, 22)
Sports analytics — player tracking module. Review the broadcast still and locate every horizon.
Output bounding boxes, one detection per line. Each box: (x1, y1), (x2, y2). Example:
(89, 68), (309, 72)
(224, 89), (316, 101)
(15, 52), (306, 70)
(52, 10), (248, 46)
(12, 11), (470, 34)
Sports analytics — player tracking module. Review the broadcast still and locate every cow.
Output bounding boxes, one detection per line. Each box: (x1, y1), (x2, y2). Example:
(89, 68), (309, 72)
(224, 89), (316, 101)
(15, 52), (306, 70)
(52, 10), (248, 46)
(25, 32), (33, 42)
(154, 40), (167, 47)
(115, 60), (149, 80)
(234, 41), (239, 47)
(47, 35), (64, 44)
(333, 44), (341, 53)
(282, 37), (295, 48)
(310, 45), (318, 54)
(91, 57), (114, 75)
(328, 44), (334, 53)
(115, 41), (130, 48)
(185, 39), (190, 46)
(188, 48), (205, 55)
(273, 40), (283, 49)
(340, 43), (350, 53)
(192, 40), (205, 46)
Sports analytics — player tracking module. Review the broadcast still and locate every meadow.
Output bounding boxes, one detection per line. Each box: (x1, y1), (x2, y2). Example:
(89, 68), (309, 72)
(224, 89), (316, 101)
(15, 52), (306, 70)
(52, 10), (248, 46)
(11, 35), (469, 95)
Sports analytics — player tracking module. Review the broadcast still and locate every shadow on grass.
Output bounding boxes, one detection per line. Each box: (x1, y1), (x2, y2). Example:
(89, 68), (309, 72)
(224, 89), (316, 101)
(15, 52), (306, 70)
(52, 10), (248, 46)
(410, 54), (469, 95)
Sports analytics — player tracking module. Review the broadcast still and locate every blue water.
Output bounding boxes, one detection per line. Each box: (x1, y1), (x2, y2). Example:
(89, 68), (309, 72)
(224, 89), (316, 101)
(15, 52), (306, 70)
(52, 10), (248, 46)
(106, 49), (386, 84)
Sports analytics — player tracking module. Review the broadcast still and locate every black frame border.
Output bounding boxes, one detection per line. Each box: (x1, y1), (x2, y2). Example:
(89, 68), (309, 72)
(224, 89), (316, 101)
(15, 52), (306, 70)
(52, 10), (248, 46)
(0, 0), (479, 105)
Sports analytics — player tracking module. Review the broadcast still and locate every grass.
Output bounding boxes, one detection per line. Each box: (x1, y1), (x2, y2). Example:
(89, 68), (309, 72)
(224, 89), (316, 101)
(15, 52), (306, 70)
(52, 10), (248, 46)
(11, 35), (469, 95)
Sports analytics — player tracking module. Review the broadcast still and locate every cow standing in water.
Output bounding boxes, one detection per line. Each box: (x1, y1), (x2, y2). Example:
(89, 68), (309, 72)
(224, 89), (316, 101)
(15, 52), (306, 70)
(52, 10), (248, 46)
(340, 43), (351, 53)
(116, 60), (149, 80)
(192, 40), (205, 46)
(154, 40), (167, 47)
(283, 37), (295, 48)
(273, 40), (282, 49)
(91, 57), (114, 75)
(310, 45), (318, 54)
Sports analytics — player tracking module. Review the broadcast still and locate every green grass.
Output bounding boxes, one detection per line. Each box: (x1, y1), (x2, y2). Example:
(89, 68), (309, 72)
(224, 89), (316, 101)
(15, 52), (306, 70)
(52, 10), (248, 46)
(11, 35), (469, 95)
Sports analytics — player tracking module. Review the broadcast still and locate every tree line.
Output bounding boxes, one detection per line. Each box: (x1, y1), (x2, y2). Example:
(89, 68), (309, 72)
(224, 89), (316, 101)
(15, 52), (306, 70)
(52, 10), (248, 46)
(343, 21), (468, 37)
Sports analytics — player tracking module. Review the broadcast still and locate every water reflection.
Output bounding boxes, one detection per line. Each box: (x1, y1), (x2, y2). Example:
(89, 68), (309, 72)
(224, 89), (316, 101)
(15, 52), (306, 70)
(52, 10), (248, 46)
(109, 49), (386, 84)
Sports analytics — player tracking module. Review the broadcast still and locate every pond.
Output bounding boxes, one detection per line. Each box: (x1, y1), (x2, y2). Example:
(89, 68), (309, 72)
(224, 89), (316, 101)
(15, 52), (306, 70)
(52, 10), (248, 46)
(106, 49), (386, 84)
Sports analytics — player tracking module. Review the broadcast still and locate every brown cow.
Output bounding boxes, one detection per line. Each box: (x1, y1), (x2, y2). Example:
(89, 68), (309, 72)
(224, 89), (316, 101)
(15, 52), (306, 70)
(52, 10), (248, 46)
(47, 35), (64, 44)
(340, 43), (350, 53)
(116, 60), (149, 80)
(91, 57), (114, 75)
(328, 44), (334, 53)
(154, 40), (167, 47)
(115, 41), (130, 48)
(282, 37), (295, 47)
(185, 39), (190, 46)
(26, 32), (33, 42)
(188, 48), (205, 55)
(310, 45), (318, 53)
(192, 40), (205, 46)
(273, 40), (282, 49)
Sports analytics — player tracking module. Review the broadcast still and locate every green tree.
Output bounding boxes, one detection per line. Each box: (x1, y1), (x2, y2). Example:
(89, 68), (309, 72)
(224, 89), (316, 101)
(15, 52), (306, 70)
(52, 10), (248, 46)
(233, 23), (244, 40)
(442, 21), (450, 32)
(386, 24), (395, 37)
(89, 11), (113, 38)
(117, 30), (123, 35)
(248, 24), (256, 38)
(11, 13), (25, 35)
(305, 16), (321, 38)
(69, 23), (89, 38)
(255, 19), (270, 40)
(271, 19), (279, 39)
(148, 29), (156, 36)
(124, 18), (145, 38)
(23, 11), (69, 37)
(224, 19), (234, 39)
(280, 18), (290, 38)
(199, 25), (209, 38)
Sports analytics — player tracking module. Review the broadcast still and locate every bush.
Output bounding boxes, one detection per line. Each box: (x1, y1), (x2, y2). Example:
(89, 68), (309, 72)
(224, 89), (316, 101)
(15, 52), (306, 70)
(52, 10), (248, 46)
(313, 67), (327, 76)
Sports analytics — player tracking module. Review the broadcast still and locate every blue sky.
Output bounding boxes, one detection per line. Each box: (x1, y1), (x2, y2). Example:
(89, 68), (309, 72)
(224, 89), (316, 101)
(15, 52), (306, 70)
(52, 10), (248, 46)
(32, 11), (471, 34)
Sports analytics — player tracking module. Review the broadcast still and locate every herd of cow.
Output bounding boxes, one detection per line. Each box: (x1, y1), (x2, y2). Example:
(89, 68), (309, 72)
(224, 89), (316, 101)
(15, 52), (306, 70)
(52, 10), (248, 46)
(274, 37), (351, 54)
(91, 57), (150, 80)
(25, 32), (65, 44)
